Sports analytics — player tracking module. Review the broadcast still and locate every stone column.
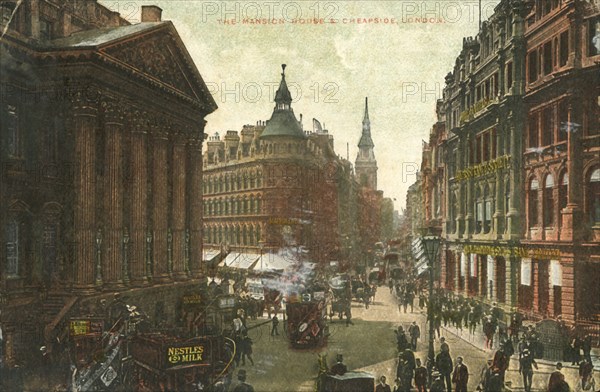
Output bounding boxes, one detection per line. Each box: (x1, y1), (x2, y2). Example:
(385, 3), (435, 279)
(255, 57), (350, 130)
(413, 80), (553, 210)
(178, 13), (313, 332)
(102, 100), (124, 288)
(454, 250), (460, 294)
(465, 136), (474, 236)
(506, 255), (516, 307)
(532, 259), (539, 313)
(189, 135), (204, 277)
(506, 123), (521, 239)
(493, 123), (504, 237)
(478, 255), (485, 299)
(464, 253), (470, 297)
(171, 134), (187, 279)
(561, 254), (576, 323)
(72, 92), (98, 292)
(152, 131), (170, 282)
(561, 99), (583, 241)
(130, 113), (149, 285)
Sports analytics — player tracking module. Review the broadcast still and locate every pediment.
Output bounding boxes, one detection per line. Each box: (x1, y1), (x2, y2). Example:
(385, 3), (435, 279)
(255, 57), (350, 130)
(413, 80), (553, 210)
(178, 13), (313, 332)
(98, 25), (216, 111)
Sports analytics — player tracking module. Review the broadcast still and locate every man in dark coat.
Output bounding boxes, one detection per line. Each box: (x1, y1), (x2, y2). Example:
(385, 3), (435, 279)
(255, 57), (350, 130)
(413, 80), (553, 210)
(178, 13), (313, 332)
(375, 376), (392, 392)
(395, 327), (409, 352)
(409, 321), (421, 351)
(330, 354), (347, 376)
(414, 358), (427, 392)
(519, 349), (537, 392)
(435, 348), (453, 392)
(451, 356), (469, 392)
(548, 362), (569, 392)
(232, 369), (254, 392)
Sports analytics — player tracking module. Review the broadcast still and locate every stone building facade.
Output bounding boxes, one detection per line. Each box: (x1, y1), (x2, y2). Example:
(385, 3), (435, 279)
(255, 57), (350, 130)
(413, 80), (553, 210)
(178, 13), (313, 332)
(0, 1), (216, 365)
(439, 0), (529, 310)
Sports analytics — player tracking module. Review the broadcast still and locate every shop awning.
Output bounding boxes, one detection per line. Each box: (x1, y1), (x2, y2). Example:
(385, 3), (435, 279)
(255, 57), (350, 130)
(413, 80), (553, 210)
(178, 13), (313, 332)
(252, 252), (298, 272)
(220, 252), (260, 269)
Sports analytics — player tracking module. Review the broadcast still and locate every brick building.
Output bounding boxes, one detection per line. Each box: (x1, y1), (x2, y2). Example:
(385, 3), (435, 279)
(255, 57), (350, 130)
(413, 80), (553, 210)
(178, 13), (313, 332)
(521, 0), (600, 324)
(408, 0), (600, 336)
(0, 0), (216, 365)
(202, 68), (386, 270)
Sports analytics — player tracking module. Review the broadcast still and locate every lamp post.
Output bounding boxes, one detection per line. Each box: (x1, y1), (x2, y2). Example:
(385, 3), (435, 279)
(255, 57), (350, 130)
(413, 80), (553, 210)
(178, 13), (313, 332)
(421, 229), (441, 381)
(259, 242), (265, 271)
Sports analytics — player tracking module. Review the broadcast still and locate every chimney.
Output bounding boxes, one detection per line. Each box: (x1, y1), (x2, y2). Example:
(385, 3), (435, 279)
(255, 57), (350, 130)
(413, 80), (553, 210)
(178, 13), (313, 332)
(141, 6), (162, 22)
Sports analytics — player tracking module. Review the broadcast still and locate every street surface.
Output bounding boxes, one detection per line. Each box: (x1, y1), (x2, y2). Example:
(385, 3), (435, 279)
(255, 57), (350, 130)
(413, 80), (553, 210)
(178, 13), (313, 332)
(242, 287), (600, 392)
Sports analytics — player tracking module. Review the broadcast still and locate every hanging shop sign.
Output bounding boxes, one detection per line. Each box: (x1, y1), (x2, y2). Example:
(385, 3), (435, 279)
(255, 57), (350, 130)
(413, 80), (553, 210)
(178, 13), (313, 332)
(69, 318), (104, 337)
(166, 344), (208, 368)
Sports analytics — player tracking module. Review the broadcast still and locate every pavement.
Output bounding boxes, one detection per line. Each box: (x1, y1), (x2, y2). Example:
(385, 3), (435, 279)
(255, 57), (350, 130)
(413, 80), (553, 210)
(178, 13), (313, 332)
(15, 287), (600, 391)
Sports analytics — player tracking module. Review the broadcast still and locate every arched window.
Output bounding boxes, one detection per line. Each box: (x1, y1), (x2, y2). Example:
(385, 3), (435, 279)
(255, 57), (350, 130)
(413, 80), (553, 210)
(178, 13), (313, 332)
(206, 226), (211, 243)
(249, 225), (255, 245)
(529, 177), (540, 228)
(475, 186), (483, 234)
(236, 226), (241, 245)
(212, 227), (217, 244)
(242, 225), (247, 246)
(588, 168), (600, 225)
(543, 174), (555, 227)
(484, 185), (492, 233)
(224, 198), (229, 215)
(256, 225), (261, 244)
(218, 227), (223, 244)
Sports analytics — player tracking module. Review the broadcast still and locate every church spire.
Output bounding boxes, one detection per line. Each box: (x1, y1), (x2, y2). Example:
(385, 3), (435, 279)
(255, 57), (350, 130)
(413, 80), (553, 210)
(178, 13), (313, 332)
(355, 97), (377, 189)
(358, 96), (374, 148)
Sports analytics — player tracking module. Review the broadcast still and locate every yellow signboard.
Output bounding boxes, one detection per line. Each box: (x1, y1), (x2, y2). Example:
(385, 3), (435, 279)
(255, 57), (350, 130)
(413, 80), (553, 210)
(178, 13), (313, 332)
(167, 345), (205, 366)
(462, 244), (560, 260)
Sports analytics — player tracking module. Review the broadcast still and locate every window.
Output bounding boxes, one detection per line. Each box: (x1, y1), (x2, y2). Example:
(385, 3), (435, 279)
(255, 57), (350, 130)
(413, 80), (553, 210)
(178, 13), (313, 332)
(558, 100), (568, 142)
(5, 220), (19, 278)
(484, 200), (492, 233)
(589, 18), (600, 57)
(542, 107), (554, 146)
(0, 2), (15, 30)
(544, 174), (555, 227)
(588, 168), (600, 225)
(40, 18), (52, 40)
(543, 42), (553, 75)
(560, 31), (569, 66)
(506, 62), (513, 91)
(528, 112), (539, 148)
(476, 200), (483, 234)
(482, 132), (490, 162)
(529, 178), (539, 227)
(528, 51), (538, 83)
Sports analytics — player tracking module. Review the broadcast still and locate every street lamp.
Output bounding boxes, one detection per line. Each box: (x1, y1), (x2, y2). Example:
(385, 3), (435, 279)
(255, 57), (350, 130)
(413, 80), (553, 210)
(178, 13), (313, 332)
(421, 229), (440, 381)
(259, 242), (265, 271)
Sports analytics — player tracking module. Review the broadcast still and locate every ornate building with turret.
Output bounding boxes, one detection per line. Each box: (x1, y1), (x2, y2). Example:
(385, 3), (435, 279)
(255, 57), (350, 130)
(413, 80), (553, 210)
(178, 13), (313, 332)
(202, 67), (392, 271)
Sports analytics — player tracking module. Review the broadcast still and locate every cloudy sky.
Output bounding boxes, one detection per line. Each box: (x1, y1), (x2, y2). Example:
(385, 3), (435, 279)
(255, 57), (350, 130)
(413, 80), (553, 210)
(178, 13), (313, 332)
(101, 0), (500, 211)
